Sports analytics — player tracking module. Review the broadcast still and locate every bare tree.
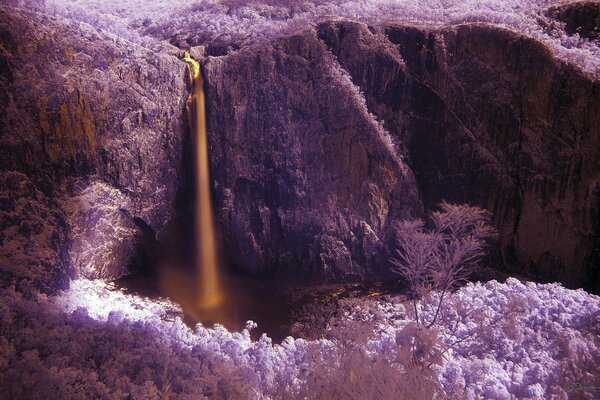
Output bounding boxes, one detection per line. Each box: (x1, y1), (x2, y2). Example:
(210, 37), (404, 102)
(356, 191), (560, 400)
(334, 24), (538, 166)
(391, 202), (496, 328)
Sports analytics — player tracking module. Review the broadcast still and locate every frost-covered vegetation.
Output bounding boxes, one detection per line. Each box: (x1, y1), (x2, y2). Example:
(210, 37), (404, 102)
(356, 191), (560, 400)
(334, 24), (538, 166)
(391, 203), (496, 327)
(26, 0), (599, 75)
(1, 277), (599, 398)
(2, 1), (599, 398)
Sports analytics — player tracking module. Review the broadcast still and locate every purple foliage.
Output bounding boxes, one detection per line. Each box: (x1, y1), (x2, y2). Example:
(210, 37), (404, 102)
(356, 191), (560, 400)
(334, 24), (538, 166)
(391, 202), (496, 327)
(1, 277), (599, 398)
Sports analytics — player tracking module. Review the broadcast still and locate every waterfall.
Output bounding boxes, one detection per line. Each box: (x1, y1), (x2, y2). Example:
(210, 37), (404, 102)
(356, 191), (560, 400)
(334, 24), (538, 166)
(184, 51), (223, 309)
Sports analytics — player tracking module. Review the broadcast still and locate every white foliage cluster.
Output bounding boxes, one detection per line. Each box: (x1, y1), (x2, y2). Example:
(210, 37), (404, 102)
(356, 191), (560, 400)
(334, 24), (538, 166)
(392, 202), (496, 327)
(1, 277), (599, 398)
(37, 0), (600, 75)
(336, 278), (600, 399)
(58, 180), (138, 280)
(437, 279), (600, 399)
(0, 279), (332, 399)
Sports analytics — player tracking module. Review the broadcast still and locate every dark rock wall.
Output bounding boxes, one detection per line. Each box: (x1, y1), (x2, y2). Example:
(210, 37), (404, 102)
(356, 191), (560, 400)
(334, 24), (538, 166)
(1, 4), (598, 290)
(203, 32), (420, 281)
(317, 21), (600, 288)
(0, 6), (188, 291)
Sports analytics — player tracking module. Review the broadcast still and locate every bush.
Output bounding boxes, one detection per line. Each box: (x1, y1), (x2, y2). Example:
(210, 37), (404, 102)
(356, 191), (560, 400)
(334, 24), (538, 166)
(307, 319), (447, 400)
(391, 202), (496, 327)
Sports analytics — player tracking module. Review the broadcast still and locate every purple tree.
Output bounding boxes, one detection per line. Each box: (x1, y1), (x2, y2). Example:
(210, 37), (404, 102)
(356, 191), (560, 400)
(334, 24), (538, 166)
(391, 202), (496, 327)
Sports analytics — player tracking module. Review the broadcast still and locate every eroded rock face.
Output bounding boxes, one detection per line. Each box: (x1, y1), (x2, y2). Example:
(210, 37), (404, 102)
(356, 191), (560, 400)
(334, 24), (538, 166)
(204, 20), (599, 287)
(1, 3), (599, 291)
(317, 21), (600, 288)
(203, 32), (420, 280)
(0, 172), (70, 293)
(0, 6), (188, 291)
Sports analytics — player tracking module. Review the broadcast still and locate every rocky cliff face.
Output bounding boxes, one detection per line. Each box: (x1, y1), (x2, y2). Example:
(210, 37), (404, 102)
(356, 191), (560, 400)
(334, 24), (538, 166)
(0, 6), (188, 292)
(383, 22), (599, 288)
(203, 34), (420, 280)
(205, 21), (600, 287)
(1, 3), (599, 291)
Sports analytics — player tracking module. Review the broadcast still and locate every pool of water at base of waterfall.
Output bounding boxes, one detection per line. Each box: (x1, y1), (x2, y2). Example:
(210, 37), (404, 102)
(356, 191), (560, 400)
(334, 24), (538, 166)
(113, 267), (409, 342)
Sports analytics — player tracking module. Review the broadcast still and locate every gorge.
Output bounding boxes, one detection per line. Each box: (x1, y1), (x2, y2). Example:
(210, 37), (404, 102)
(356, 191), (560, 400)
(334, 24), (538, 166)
(1, 0), (600, 398)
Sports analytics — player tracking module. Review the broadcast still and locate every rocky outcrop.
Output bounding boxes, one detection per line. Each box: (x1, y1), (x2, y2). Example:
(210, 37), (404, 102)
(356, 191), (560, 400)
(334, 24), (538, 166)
(203, 33), (421, 280)
(546, 1), (600, 41)
(316, 21), (600, 288)
(0, 6), (188, 291)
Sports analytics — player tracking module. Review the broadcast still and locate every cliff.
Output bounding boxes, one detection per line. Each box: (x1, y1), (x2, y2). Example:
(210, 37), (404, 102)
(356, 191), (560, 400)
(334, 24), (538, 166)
(203, 20), (600, 287)
(1, 2), (599, 291)
(0, 6), (188, 291)
(317, 21), (600, 287)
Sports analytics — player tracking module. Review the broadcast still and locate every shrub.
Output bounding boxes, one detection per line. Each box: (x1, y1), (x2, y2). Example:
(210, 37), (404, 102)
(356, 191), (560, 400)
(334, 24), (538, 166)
(391, 202), (496, 327)
(307, 319), (447, 399)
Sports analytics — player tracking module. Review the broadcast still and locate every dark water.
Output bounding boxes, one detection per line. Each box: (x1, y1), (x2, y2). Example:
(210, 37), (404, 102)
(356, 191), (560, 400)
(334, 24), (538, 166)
(114, 267), (295, 341)
(114, 267), (403, 342)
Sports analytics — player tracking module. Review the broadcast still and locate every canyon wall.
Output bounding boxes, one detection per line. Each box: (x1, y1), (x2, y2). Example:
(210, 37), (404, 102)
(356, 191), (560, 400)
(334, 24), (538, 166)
(0, 6), (188, 292)
(315, 21), (600, 287)
(203, 34), (421, 280)
(1, 3), (599, 291)
(205, 21), (600, 287)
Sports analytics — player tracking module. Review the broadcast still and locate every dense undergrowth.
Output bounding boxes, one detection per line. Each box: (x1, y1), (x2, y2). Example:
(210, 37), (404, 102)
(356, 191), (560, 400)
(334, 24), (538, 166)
(1, 277), (599, 399)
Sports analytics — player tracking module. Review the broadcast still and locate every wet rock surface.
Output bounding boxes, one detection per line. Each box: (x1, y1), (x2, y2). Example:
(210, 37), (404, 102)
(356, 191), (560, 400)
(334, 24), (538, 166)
(0, 6), (188, 290)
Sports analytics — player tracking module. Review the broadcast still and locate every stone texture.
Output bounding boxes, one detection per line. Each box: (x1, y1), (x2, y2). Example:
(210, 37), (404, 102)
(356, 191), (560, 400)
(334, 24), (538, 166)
(0, 171), (71, 293)
(203, 20), (599, 287)
(317, 21), (600, 288)
(0, 6), (188, 291)
(203, 31), (421, 281)
(1, 3), (599, 291)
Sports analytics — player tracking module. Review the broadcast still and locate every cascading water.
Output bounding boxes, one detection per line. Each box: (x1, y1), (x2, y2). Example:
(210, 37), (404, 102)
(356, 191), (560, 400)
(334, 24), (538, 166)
(123, 50), (294, 339)
(183, 51), (223, 310)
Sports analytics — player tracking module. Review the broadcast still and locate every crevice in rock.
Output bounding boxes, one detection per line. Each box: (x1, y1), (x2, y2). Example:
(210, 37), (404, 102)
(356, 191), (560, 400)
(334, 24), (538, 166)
(127, 216), (158, 276)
